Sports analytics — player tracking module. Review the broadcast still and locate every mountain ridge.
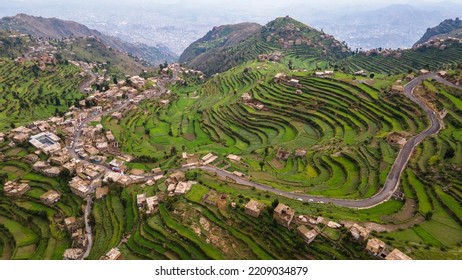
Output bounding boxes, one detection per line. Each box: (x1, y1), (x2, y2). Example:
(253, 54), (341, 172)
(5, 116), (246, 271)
(0, 13), (178, 65)
(180, 16), (350, 75)
(414, 17), (462, 46)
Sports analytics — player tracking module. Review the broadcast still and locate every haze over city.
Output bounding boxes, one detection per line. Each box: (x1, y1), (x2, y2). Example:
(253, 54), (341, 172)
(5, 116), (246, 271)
(1, 0), (462, 53)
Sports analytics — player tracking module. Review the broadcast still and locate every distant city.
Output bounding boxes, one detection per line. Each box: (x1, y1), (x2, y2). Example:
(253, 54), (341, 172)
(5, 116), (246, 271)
(1, 1), (461, 54)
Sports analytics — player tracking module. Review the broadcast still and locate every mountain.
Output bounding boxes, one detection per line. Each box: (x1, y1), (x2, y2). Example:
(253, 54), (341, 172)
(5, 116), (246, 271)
(179, 22), (262, 66)
(415, 18), (462, 46)
(0, 14), (178, 65)
(180, 16), (350, 76)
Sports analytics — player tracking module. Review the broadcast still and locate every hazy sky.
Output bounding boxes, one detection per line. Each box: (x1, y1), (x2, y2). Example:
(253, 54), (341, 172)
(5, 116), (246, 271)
(2, 0), (450, 9)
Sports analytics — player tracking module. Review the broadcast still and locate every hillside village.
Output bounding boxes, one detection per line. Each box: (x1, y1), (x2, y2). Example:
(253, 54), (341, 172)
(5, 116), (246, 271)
(1, 14), (461, 262)
(2, 44), (414, 259)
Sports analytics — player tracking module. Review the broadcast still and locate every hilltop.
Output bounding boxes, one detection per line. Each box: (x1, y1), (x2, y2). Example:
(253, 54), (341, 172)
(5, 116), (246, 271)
(179, 22), (262, 67)
(0, 14), (178, 65)
(415, 18), (462, 46)
(180, 16), (350, 76)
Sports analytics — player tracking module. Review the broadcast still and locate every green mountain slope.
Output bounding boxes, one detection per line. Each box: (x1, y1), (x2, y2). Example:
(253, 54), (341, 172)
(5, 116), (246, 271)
(53, 36), (149, 76)
(0, 13), (178, 65)
(179, 22), (262, 66)
(180, 16), (351, 76)
(0, 58), (86, 131)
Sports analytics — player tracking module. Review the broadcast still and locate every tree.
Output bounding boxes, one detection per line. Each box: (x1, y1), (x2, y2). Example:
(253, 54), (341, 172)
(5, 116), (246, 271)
(425, 211), (433, 221)
(259, 161), (265, 170)
(369, 73), (375, 79)
(272, 199), (279, 208)
(288, 60), (293, 70)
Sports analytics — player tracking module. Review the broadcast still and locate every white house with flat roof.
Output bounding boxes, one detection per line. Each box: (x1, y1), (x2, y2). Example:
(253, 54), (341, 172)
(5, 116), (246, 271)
(29, 132), (61, 154)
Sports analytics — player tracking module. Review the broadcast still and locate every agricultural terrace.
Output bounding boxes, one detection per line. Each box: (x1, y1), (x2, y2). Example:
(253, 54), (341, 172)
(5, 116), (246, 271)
(376, 81), (462, 259)
(103, 61), (429, 199)
(0, 58), (85, 131)
(337, 43), (462, 75)
(0, 144), (82, 259)
(103, 177), (373, 260)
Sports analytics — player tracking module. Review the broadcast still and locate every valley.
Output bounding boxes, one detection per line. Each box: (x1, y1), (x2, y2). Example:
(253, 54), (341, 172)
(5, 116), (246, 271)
(0, 14), (461, 261)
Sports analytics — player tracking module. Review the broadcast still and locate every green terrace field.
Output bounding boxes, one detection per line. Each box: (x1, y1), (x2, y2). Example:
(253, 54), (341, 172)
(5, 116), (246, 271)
(103, 61), (429, 199)
(0, 58), (85, 130)
(107, 179), (373, 260)
(337, 43), (462, 74)
(376, 81), (462, 259)
(53, 37), (149, 77)
(0, 145), (83, 259)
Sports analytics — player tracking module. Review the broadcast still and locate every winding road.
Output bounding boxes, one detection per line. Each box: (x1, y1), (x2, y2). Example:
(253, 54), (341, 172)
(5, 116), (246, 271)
(72, 72), (454, 258)
(72, 76), (166, 259)
(185, 73), (451, 208)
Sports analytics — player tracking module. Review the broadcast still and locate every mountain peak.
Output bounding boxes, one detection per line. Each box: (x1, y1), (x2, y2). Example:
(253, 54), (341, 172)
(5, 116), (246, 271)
(415, 17), (462, 46)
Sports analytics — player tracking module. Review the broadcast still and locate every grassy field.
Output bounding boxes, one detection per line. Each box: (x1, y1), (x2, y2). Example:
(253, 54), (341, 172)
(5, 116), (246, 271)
(0, 145), (82, 260)
(105, 61), (427, 200)
(0, 58), (85, 131)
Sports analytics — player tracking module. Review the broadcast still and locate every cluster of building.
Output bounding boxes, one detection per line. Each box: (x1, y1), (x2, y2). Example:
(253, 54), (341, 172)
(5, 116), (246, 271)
(362, 48), (404, 58)
(241, 92), (265, 111)
(14, 37), (59, 70)
(241, 198), (411, 259)
(275, 147), (307, 161)
(413, 37), (462, 51)
(160, 63), (205, 84)
(348, 223), (412, 260)
(257, 52), (283, 62)
(3, 181), (30, 196)
(62, 216), (87, 260)
(165, 171), (197, 196)
(314, 70), (334, 78)
(101, 248), (122, 260)
(136, 193), (160, 214)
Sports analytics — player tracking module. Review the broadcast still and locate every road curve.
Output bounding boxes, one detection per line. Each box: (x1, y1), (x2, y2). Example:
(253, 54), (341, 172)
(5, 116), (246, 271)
(71, 72), (451, 232)
(186, 73), (451, 208)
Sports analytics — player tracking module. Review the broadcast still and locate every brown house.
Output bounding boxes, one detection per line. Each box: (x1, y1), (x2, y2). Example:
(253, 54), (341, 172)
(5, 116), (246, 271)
(349, 223), (370, 242)
(366, 238), (387, 257)
(40, 190), (61, 205)
(244, 200), (266, 218)
(297, 225), (318, 244)
(385, 248), (412, 260)
(273, 203), (295, 227)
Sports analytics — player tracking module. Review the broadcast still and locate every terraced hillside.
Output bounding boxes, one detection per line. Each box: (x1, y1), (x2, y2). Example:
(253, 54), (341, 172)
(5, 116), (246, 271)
(179, 22), (262, 66)
(53, 37), (150, 76)
(0, 145), (82, 259)
(103, 61), (429, 199)
(180, 16), (350, 76)
(181, 17), (462, 77)
(0, 30), (33, 58)
(415, 18), (462, 46)
(378, 80), (462, 259)
(338, 41), (462, 75)
(0, 58), (85, 131)
(0, 14), (178, 65)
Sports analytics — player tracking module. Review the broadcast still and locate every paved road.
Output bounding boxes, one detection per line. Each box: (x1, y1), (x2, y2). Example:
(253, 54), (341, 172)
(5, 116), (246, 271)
(82, 195), (93, 259)
(72, 72), (453, 225)
(71, 79), (166, 259)
(184, 73), (454, 208)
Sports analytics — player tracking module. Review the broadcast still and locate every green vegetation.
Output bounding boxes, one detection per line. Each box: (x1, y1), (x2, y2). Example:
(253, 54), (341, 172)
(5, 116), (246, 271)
(0, 58), (85, 130)
(105, 61), (428, 199)
(0, 146), (82, 259)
